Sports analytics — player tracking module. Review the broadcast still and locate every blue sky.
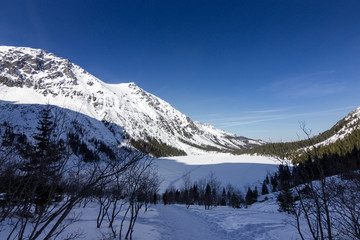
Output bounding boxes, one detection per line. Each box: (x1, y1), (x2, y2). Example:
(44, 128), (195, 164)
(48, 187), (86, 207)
(1, 0), (360, 141)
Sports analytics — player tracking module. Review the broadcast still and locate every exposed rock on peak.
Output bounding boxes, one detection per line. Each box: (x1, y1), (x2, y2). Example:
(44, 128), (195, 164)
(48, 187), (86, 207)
(0, 46), (263, 156)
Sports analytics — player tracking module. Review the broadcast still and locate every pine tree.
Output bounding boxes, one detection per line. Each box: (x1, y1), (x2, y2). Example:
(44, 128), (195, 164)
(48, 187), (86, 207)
(204, 184), (212, 210)
(245, 187), (253, 205)
(220, 188), (227, 206)
(212, 187), (218, 206)
(277, 187), (296, 214)
(230, 193), (240, 208)
(253, 186), (258, 200)
(261, 180), (269, 195)
(271, 173), (278, 192)
(278, 165), (292, 190)
(21, 106), (64, 213)
(183, 189), (191, 206)
(226, 190), (231, 205)
(277, 165), (296, 214)
(191, 184), (199, 204)
(31, 107), (62, 174)
(175, 190), (181, 203)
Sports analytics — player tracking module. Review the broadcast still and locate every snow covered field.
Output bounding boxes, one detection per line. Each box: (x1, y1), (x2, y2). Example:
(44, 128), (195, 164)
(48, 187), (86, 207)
(150, 199), (301, 240)
(0, 196), (302, 240)
(155, 154), (280, 192)
(1, 154), (296, 240)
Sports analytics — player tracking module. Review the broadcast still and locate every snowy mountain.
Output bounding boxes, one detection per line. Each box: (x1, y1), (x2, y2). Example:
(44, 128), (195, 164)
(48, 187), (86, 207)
(311, 106), (360, 148)
(0, 46), (263, 156)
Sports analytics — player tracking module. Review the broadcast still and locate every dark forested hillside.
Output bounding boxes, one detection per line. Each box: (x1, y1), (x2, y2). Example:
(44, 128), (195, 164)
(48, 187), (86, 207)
(235, 109), (360, 163)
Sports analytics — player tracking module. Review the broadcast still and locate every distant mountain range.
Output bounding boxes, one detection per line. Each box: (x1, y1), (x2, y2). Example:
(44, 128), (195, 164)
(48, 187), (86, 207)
(0, 46), (264, 157)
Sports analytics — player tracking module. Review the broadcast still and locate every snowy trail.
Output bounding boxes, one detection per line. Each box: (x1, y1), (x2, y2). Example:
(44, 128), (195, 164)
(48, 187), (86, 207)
(151, 205), (227, 240)
(137, 200), (301, 240)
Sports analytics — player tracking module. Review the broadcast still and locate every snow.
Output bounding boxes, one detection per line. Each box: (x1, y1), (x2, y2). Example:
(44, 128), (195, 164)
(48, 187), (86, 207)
(0, 153), (293, 240)
(1, 46), (336, 240)
(153, 204), (227, 240)
(309, 106), (360, 149)
(164, 153), (279, 165)
(0, 46), (263, 155)
(161, 200), (301, 240)
(154, 154), (280, 193)
(0, 198), (302, 240)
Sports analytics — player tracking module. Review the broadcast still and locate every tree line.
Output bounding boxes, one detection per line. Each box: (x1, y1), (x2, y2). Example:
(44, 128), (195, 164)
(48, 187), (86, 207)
(161, 171), (272, 210)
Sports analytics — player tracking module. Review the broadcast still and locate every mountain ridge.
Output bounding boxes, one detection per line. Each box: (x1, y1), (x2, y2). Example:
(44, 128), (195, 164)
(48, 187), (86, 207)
(238, 106), (360, 161)
(0, 46), (263, 156)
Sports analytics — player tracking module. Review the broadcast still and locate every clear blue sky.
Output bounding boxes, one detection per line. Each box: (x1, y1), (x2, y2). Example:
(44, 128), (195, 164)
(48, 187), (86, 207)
(1, 0), (360, 141)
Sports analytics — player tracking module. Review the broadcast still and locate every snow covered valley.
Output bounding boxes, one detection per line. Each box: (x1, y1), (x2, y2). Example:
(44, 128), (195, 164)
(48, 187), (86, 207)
(1, 154), (303, 240)
(0, 195), (301, 240)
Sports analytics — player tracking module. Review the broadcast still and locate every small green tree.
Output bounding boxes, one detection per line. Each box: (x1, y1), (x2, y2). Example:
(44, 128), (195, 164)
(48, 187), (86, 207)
(261, 180), (269, 195)
(245, 187), (253, 205)
(230, 193), (241, 208)
(204, 184), (212, 210)
(245, 187), (258, 206)
(220, 187), (227, 206)
(277, 187), (296, 214)
(21, 106), (65, 213)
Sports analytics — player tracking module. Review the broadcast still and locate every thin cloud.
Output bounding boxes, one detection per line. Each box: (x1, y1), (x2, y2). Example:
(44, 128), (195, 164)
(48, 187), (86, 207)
(265, 71), (347, 97)
(245, 107), (291, 114)
(198, 108), (289, 123)
(201, 106), (357, 128)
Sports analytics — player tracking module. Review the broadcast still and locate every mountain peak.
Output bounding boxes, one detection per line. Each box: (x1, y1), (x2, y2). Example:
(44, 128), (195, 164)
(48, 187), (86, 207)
(0, 46), (263, 156)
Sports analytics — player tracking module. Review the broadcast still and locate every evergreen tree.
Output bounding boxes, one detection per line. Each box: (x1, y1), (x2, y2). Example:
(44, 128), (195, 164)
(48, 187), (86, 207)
(277, 187), (296, 214)
(21, 106), (65, 213)
(261, 180), (269, 195)
(212, 187), (218, 206)
(265, 175), (270, 184)
(175, 190), (181, 203)
(253, 186), (258, 199)
(230, 193), (240, 208)
(226, 190), (231, 205)
(191, 184), (199, 204)
(183, 189), (191, 206)
(278, 165), (292, 190)
(271, 173), (278, 192)
(204, 184), (212, 210)
(220, 187), (227, 206)
(167, 190), (174, 204)
(245, 187), (258, 206)
(245, 187), (254, 205)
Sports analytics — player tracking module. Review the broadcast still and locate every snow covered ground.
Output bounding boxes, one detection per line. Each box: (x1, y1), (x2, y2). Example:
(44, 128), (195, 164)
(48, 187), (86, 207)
(0, 196), (302, 240)
(150, 199), (301, 240)
(155, 154), (280, 192)
(1, 154), (295, 240)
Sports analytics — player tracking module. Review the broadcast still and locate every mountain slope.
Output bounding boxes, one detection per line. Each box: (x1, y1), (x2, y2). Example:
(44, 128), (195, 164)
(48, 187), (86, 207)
(0, 46), (262, 156)
(239, 106), (360, 161)
(311, 106), (360, 147)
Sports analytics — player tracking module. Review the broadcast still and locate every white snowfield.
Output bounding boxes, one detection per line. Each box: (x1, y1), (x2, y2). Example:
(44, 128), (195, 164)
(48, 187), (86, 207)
(0, 198), (301, 240)
(165, 153), (279, 165)
(155, 154), (280, 192)
(149, 202), (301, 240)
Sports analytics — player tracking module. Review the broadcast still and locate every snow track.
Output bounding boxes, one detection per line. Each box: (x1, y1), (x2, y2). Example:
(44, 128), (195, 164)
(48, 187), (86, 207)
(153, 205), (227, 240)
(146, 201), (301, 240)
